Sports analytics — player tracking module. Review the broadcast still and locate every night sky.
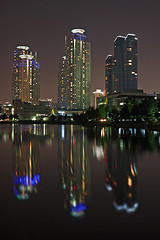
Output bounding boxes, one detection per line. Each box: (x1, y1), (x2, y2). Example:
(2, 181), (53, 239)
(0, 0), (160, 104)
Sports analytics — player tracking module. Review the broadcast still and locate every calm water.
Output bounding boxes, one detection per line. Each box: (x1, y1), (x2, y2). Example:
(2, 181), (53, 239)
(0, 124), (160, 239)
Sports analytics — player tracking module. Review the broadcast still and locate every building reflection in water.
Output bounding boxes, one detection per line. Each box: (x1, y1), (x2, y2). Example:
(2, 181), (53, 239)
(105, 128), (138, 213)
(94, 127), (139, 213)
(58, 125), (91, 217)
(12, 124), (42, 200)
(105, 152), (138, 213)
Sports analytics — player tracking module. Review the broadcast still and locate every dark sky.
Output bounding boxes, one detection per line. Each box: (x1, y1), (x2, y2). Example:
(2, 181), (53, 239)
(0, 0), (160, 104)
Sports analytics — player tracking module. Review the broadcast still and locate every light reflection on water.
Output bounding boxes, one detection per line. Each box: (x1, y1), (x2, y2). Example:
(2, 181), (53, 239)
(0, 124), (160, 238)
(58, 125), (90, 217)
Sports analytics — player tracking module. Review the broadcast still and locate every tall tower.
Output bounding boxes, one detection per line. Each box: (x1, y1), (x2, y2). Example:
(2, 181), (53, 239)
(58, 56), (66, 109)
(105, 55), (114, 94)
(123, 34), (138, 90)
(114, 36), (126, 93)
(105, 34), (138, 95)
(12, 46), (40, 105)
(58, 29), (91, 110)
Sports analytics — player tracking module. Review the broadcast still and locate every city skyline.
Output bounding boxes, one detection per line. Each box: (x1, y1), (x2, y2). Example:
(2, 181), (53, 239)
(0, 0), (160, 103)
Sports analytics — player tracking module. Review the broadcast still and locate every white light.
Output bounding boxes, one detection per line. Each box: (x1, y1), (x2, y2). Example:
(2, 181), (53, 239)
(126, 203), (138, 213)
(125, 33), (136, 39)
(113, 201), (138, 213)
(93, 89), (103, 94)
(105, 55), (112, 60)
(72, 200), (77, 207)
(105, 184), (112, 191)
(71, 29), (85, 34)
(113, 202), (126, 211)
(58, 111), (65, 114)
(19, 54), (33, 60)
(114, 36), (125, 42)
(43, 124), (46, 135)
(62, 125), (65, 139)
(17, 46), (29, 50)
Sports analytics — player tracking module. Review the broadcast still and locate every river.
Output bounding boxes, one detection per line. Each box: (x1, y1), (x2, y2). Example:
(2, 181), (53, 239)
(0, 124), (159, 239)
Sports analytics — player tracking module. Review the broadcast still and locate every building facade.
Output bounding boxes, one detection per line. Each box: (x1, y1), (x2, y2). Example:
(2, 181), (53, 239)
(13, 99), (51, 120)
(58, 29), (91, 110)
(105, 34), (138, 95)
(93, 89), (105, 109)
(58, 56), (66, 108)
(105, 55), (114, 95)
(12, 46), (40, 105)
(2, 102), (12, 117)
(96, 89), (153, 110)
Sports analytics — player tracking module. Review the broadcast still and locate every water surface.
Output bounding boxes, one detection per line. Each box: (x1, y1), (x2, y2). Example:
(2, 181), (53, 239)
(0, 124), (160, 239)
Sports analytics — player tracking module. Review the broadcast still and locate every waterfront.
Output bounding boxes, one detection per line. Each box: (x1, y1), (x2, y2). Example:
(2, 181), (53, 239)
(0, 124), (160, 239)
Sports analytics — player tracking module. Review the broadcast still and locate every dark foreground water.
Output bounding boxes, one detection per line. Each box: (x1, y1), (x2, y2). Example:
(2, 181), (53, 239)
(0, 124), (160, 239)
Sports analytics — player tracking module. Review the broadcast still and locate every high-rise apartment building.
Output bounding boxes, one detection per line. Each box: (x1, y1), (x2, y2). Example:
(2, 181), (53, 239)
(105, 55), (114, 94)
(58, 56), (66, 108)
(105, 34), (138, 95)
(12, 46), (40, 105)
(58, 29), (91, 110)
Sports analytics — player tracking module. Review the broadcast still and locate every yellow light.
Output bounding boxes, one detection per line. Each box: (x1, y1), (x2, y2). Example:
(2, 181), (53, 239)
(100, 119), (107, 122)
(128, 176), (132, 187)
(52, 109), (54, 114)
(131, 163), (136, 177)
(128, 193), (132, 198)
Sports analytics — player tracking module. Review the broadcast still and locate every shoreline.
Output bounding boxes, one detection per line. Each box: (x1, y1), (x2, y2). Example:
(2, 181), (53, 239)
(1, 120), (160, 130)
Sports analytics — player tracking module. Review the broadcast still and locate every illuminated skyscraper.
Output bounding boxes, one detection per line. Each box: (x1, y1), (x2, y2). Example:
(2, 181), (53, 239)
(58, 56), (66, 108)
(105, 55), (114, 95)
(58, 29), (91, 110)
(12, 46), (40, 105)
(105, 34), (138, 95)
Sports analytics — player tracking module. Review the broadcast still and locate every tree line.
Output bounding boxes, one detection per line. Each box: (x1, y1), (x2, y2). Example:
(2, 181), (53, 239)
(79, 97), (160, 122)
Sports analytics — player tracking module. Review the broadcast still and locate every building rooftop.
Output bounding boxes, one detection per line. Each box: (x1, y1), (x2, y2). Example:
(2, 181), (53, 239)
(114, 36), (125, 42)
(71, 29), (85, 35)
(17, 46), (29, 50)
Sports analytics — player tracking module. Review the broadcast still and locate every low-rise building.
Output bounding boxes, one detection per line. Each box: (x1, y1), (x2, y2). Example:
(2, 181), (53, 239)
(97, 89), (153, 109)
(93, 89), (105, 109)
(13, 99), (51, 120)
(2, 102), (12, 117)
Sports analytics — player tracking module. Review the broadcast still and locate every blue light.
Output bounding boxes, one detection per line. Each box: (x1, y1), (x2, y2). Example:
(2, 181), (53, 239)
(13, 186), (18, 196)
(72, 33), (86, 42)
(71, 203), (87, 212)
(13, 173), (40, 186)
(13, 60), (40, 69)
